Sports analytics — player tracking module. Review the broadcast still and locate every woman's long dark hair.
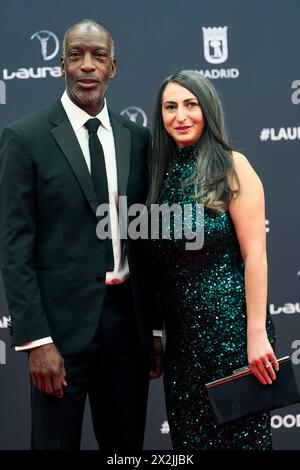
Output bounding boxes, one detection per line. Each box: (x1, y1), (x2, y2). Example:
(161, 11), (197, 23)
(147, 70), (239, 212)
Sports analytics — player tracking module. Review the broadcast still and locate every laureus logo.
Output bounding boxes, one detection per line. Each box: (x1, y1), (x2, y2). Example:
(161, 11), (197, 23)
(120, 107), (148, 127)
(202, 26), (228, 64)
(2, 30), (62, 80)
(30, 30), (60, 61)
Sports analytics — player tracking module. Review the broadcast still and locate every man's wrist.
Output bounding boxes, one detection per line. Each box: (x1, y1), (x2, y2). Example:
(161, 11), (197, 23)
(153, 330), (163, 337)
(15, 337), (53, 351)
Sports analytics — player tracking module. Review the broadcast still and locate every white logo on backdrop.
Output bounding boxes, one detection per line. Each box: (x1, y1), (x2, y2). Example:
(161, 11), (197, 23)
(272, 414), (300, 429)
(261, 82), (300, 138)
(270, 303), (300, 315)
(202, 27), (228, 64)
(291, 340), (300, 364)
(291, 80), (300, 105)
(0, 340), (6, 365)
(120, 107), (147, 127)
(195, 26), (239, 80)
(260, 127), (300, 141)
(2, 29), (62, 80)
(0, 316), (11, 328)
(0, 80), (6, 104)
(30, 30), (60, 61)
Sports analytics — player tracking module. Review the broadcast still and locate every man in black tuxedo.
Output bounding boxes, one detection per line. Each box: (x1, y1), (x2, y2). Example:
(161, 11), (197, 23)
(0, 19), (163, 450)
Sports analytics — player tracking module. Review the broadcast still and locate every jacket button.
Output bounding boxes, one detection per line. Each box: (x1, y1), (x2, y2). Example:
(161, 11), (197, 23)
(96, 275), (104, 283)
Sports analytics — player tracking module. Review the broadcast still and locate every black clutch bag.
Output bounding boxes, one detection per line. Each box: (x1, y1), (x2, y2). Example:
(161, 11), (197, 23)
(205, 356), (300, 425)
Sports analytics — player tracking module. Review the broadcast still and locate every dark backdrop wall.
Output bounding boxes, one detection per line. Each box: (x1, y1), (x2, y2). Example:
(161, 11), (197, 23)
(0, 0), (299, 450)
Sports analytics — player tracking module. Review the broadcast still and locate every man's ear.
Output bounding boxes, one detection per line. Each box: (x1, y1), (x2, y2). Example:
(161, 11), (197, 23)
(60, 56), (65, 75)
(110, 58), (117, 79)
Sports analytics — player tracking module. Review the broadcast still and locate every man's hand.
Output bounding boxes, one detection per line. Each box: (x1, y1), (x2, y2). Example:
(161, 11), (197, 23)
(28, 343), (67, 398)
(150, 336), (164, 380)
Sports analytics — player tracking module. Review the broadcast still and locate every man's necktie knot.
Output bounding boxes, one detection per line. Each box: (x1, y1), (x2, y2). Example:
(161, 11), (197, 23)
(85, 118), (101, 135)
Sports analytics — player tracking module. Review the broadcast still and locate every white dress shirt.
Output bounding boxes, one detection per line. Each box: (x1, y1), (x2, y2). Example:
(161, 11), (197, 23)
(16, 92), (162, 351)
(62, 91), (130, 284)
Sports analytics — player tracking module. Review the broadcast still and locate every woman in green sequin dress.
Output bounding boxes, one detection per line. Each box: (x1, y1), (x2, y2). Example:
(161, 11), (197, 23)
(147, 71), (278, 449)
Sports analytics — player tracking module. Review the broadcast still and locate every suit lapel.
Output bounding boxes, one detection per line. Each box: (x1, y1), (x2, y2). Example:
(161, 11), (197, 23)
(49, 102), (131, 213)
(50, 101), (98, 215)
(109, 112), (131, 196)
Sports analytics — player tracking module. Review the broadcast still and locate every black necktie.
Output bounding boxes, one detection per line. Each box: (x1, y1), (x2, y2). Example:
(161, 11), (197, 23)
(84, 118), (114, 272)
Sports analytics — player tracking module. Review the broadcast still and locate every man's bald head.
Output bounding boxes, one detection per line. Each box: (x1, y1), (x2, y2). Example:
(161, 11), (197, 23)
(62, 19), (115, 58)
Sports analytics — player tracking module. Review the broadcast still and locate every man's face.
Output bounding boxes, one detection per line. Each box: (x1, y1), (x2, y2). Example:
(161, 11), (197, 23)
(60, 25), (116, 116)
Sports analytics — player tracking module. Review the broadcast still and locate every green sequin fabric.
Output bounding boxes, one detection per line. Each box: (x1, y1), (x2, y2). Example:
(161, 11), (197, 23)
(151, 144), (275, 450)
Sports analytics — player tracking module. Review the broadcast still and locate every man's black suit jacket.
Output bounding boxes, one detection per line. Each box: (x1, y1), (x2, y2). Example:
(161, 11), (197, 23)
(0, 100), (161, 356)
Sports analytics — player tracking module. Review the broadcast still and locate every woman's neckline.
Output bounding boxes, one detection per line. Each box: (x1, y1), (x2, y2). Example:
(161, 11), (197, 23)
(176, 143), (197, 159)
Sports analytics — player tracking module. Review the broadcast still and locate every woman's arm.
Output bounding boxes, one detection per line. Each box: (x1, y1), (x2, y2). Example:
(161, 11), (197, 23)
(229, 151), (279, 385)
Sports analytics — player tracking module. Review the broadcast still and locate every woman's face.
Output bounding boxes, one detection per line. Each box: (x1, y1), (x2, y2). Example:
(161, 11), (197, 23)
(162, 82), (205, 148)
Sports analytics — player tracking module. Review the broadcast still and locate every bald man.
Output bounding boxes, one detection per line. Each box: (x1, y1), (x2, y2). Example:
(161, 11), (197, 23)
(0, 19), (163, 450)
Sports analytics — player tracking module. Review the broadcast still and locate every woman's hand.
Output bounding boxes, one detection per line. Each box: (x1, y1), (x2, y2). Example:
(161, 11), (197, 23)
(247, 329), (279, 385)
